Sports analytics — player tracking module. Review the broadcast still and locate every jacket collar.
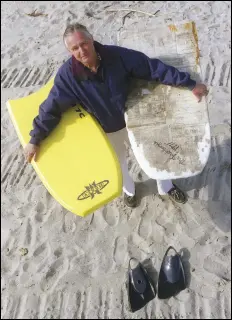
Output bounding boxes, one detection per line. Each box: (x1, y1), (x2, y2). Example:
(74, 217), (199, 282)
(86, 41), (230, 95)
(71, 41), (114, 81)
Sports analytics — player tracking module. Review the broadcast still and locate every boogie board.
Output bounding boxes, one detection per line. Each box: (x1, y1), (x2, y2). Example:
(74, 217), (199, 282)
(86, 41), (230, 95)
(7, 79), (122, 217)
(119, 21), (211, 180)
(125, 80), (211, 180)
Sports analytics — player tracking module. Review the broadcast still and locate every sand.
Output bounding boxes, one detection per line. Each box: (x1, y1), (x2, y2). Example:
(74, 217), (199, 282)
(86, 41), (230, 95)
(1, 1), (231, 319)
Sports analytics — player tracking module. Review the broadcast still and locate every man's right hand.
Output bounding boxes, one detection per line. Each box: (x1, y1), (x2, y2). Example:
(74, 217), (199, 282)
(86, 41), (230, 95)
(24, 143), (40, 163)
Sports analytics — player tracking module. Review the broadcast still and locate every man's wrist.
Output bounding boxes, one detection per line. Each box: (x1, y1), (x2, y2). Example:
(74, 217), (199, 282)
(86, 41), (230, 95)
(29, 137), (41, 146)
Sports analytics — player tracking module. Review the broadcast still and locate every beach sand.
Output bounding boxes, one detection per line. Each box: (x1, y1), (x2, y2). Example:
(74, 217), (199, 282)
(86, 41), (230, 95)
(1, 1), (231, 319)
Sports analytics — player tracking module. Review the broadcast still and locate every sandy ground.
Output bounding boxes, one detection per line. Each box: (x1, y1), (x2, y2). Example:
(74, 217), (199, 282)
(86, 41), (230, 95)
(1, 1), (231, 319)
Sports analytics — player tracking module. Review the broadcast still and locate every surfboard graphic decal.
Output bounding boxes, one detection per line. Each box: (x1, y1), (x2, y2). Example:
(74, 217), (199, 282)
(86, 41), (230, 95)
(77, 180), (109, 200)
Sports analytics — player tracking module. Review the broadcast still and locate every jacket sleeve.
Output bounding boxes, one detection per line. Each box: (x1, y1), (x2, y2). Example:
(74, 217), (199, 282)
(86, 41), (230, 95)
(119, 47), (196, 90)
(29, 71), (79, 145)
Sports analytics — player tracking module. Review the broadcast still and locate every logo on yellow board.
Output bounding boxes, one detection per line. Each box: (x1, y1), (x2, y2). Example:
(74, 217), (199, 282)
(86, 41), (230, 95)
(77, 180), (109, 200)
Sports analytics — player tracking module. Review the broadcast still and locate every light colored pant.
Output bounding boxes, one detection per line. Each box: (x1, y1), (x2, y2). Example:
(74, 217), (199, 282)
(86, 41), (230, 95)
(106, 128), (174, 196)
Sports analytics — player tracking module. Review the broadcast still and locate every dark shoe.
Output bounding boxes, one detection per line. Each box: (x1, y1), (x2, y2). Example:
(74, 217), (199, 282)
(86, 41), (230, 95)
(124, 192), (137, 208)
(167, 184), (187, 204)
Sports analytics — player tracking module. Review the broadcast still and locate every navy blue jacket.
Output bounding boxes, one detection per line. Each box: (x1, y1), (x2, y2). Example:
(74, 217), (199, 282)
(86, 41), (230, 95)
(30, 41), (196, 145)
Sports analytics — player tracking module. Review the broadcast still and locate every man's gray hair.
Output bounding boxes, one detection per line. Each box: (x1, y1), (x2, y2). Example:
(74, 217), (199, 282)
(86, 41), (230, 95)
(63, 23), (92, 44)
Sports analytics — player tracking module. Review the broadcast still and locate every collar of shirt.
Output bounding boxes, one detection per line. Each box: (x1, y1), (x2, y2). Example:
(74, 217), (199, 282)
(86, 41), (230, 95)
(71, 41), (114, 81)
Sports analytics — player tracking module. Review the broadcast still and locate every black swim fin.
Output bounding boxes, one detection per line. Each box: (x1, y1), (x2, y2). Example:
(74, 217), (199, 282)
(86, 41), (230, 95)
(127, 258), (156, 313)
(158, 246), (186, 299)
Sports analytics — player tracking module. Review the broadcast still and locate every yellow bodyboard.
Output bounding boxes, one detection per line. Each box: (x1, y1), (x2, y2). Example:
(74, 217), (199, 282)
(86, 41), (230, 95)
(7, 79), (122, 217)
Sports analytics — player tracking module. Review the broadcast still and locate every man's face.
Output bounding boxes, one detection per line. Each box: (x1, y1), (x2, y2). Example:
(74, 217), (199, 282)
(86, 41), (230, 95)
(65, 31), (96, 66)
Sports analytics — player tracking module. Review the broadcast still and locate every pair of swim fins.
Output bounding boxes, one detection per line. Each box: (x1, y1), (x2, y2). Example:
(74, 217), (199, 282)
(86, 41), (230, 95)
(127, 246), (186, 313)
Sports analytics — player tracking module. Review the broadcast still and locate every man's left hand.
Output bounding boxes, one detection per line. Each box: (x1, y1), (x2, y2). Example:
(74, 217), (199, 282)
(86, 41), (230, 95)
(192, 83), (208, 102)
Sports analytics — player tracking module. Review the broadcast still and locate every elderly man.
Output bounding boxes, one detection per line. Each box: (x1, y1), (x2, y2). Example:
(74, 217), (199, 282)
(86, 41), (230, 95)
(24, 23), (208, 207)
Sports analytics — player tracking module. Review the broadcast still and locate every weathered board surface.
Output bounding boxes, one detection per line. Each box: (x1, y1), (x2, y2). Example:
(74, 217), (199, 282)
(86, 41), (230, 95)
(118, 21), (210, 179)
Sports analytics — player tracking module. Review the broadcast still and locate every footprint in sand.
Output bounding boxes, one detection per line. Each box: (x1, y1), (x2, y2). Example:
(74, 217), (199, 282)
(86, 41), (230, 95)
(33, 242), (48, 258)
(23, 218), (32, 247)
(54, 247), (63, 258)
(138, 209), (153, 239)
(127, 234), (142, 260)
(62, 213), (77, 233)
(34, 201), (45, 223)
(64, 291), (82, 319)
(22, 262), (29, 272)
(102, 206), (119, 227)
(40, 258), (69, 292)
(203, 256), (231, 281)
(33, 242), (52, 275)
(220, 244), (231, 257)
(113, 236), (128, 266)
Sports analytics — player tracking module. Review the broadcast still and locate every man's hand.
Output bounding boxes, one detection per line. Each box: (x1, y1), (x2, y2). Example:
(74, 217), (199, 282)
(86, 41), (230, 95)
(192, 83), (208, 103)
(24, 143), (40, 163)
